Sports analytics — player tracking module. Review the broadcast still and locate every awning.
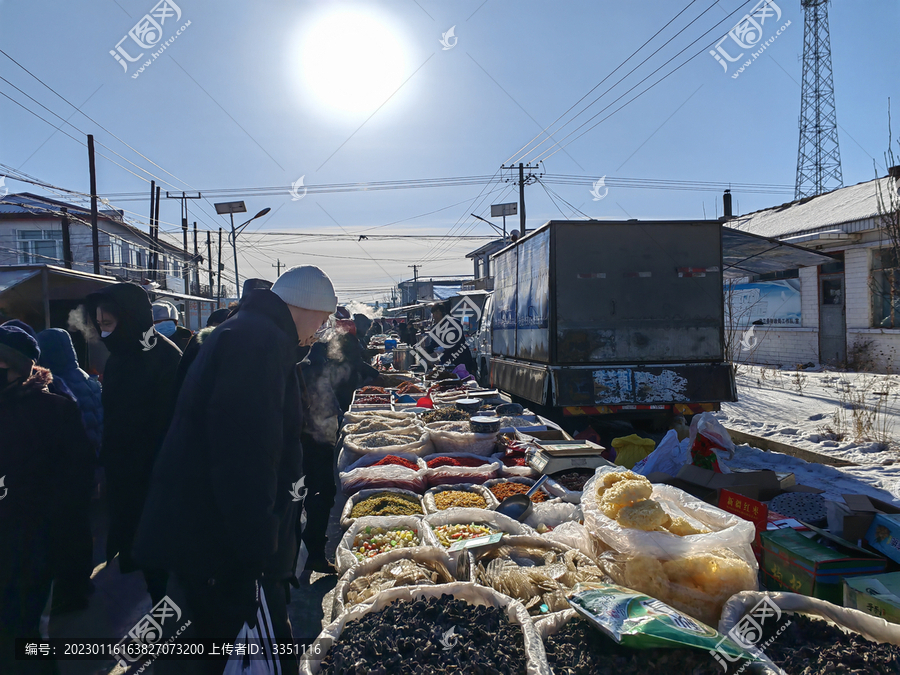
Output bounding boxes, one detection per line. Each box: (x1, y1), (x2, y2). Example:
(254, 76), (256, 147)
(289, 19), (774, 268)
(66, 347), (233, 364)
(148, 287), (219, 304)
(457, 289), (491, 297)
(721, 227), (838, 278)
(383, 303), (428, 315)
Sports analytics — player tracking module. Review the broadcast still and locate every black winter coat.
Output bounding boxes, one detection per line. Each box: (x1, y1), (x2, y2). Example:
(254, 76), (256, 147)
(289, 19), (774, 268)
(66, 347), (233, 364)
(133, 290), (304, 582)
(0, 367), (94, 575)
(84, 283), (181, 572)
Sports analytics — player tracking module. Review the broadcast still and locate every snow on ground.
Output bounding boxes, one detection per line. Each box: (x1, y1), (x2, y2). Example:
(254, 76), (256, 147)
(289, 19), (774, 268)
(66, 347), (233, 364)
(715, 365), (900, 503)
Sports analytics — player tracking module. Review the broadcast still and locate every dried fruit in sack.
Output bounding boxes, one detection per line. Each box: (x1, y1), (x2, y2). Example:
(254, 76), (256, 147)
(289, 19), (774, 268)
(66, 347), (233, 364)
(598, 474), (652, 504)
(544, 616), (752, 675)
(433, 490), (488, 510)
(420, 407), (470, 423)
(358, 386), (388, 394)
(370, 455), (419, 470)
(432, 523), (498, 547)
(619, 551), (757, 627)
(352, 526), (419, 560)
(616, 500), (671, 531)
(355, 394), (391, 404)
(501, 450), (529, 467)
(664, 516), (709, 536)
(355, 431), (421, 449)
(345, 558), (454, 607)
(318, 595), (528, 675)
(350, 492), (423, 518)
(426, 455), (489, 468)
(760, 612), (900, 675)
(476, 547), (607, 615)
(489, 481), (549, 503)
(553, 470), (593, 491)
(396, 381), (425, 395)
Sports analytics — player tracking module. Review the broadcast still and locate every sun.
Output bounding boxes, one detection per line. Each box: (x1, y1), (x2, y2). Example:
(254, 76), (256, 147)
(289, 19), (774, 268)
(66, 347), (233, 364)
(291, 9), (410, 118)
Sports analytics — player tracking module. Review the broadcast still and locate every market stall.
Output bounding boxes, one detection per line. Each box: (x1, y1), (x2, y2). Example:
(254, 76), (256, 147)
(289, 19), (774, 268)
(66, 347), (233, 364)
(309, 372), (900, 674)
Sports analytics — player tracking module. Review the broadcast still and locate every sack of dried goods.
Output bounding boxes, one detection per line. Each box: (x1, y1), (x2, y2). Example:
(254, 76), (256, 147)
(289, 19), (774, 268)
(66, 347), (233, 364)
(543, 469), (595, 503)
(426, 420), (499, 456)
(419, 407), (471, 424)
(340, 489), (425, 529)
(425, 508), (534, 548)
(339, 453), (426, 497)
(344, 428), (432, 457)
(485, 477), (557, 504)
(301, 584), (551, 675)
(720, 591), (900, 675)
(599, 548), (758, 627)
(582, 467), (757, 564)
(470, 537), (610, 616)
(423, 453), (502, 488)
(335, 515), (440, 575)
(343, 417), (422, 436)
(331, 547), (456, 618)
(423, 484), (499, 514)
(524, 502), (582, 534)
(343, 410), (417, 425)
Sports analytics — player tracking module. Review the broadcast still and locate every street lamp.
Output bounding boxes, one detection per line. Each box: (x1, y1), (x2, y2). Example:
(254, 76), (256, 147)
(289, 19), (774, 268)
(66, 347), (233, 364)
(215, 201), (271, 299)
(471, 213), (505, 237)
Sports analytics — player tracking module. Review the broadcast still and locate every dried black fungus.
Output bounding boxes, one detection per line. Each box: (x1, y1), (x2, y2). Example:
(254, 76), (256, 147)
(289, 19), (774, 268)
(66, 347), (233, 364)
(319, 594), (528, 674)
(543, 617), (755, 675)
(760, 613), (900, 675)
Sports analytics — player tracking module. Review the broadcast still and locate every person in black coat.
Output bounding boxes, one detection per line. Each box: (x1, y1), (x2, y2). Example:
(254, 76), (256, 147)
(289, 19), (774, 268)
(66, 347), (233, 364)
(0, 326), (94, 673)
(172, 307), (231, 395)
(83, 282), (181, 604)
(134, 266), (336, 674)
(2, 320), (77, 402)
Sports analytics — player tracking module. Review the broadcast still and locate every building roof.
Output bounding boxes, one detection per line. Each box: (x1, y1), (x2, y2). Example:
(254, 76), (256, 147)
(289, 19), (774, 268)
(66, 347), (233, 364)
(0, 193), (185, 256)
(727, 176), (896, 238)
(465, 239), (509, 259)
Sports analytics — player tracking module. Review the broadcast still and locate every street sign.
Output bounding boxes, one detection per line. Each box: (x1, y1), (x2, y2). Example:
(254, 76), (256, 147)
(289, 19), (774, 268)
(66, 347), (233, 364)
(214, 201), (247, 215)
(491, 202), (517, 217)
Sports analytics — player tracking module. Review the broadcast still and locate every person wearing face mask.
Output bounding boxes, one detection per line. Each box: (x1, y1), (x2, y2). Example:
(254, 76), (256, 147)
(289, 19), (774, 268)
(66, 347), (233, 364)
(152, 301), (193, 353)
(134, 266), (336, 674)
(83, 282), (182, 606)
(0, 326), (94, 671)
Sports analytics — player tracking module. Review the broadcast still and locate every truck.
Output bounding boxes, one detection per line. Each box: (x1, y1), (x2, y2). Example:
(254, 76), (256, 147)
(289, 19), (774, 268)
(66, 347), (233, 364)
(486, 219), (738, 426)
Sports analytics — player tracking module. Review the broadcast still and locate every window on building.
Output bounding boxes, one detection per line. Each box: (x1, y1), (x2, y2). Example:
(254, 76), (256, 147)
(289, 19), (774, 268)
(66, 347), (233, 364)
(110, 238), (124, 266)
(16, 229), (62, 264)
(872, 248), (900, 328)
(128, 247), (145, 270)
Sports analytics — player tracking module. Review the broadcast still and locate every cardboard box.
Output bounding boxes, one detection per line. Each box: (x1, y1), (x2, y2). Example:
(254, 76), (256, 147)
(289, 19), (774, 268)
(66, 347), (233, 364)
(760, 525), (888, 605)
(837, 495), (900, 543)
(844, 572), (900, 624)
(866, 514), (900, 565)
(719, 490), (768, 562)
(676, 465), (787, 502)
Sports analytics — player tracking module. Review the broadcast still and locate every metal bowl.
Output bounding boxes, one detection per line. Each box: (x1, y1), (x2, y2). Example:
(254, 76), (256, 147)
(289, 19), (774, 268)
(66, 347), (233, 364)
(469, 416), (502, 434)
(455, 398), (482, 413)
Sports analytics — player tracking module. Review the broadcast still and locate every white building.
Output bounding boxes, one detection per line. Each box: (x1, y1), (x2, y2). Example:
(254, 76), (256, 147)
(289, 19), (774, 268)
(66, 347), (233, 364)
(727, 170), (900, 371)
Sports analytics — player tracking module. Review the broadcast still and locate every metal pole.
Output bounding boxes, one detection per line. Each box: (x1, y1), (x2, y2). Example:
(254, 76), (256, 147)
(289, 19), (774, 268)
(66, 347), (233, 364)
(87, 135), (100, 274)
(61, 207), (73, 269)
(193, 221), (199, 296)
(518, 162), (526, 236)
(231, 212), (240, 299)
(217, 227), (223, 307)
(207, 231), (213, 297)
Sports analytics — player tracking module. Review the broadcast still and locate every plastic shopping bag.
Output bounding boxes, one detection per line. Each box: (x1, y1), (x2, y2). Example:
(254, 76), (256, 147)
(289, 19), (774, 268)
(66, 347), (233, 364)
(632, 430), (692, 477)
(223, 585), (281, 675)
(688, 413), (735, 473)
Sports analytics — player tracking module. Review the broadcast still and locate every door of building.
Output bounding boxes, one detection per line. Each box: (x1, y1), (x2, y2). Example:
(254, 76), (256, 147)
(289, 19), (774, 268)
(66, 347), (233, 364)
(819, 273), (846, 366)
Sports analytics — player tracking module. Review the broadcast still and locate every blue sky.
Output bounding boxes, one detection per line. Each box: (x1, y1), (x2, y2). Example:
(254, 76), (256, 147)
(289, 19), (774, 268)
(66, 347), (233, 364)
(1, 0), (898, 302)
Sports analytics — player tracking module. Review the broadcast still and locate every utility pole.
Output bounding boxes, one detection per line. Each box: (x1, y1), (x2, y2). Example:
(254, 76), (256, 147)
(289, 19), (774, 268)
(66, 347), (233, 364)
(217, 227), (223, 306)
(499, 162), (540, 235)
(60, 207), (73, 269)
(272, 259), (284, 277)
(165, 191), (201, 292)
(408, 264), (420, 305)
(206, 231), (214, 297)
(87, 135), (100, 274)
(153, 186), (161, 279)
(193, 221), (200, 295)
(148, 181), (156, 278)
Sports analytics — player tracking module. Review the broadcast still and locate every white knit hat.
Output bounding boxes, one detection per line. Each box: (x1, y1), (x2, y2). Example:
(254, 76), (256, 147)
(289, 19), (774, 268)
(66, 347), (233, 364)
(271, 265), (337, 313)
(152, 301), (178, 322)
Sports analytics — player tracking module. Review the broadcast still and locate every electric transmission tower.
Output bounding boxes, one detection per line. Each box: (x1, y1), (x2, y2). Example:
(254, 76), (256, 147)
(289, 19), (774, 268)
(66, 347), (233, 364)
(795, 0), (843, 200)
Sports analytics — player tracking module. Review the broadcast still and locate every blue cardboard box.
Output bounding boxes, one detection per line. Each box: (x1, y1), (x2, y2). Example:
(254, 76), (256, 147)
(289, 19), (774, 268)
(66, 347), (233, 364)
(866, 513), (900, 565)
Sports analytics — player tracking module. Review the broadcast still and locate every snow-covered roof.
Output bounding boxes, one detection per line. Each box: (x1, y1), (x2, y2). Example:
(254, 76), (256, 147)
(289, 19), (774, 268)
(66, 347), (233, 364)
(727, 176), (897, 239)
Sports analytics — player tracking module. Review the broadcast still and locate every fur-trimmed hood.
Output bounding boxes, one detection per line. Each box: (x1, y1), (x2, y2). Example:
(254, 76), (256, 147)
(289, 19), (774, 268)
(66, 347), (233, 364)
(0, 365), (53, 402)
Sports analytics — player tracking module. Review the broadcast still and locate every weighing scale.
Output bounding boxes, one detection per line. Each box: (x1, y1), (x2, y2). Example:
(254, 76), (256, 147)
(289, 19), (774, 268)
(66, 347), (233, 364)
(526, 439), (614, 475)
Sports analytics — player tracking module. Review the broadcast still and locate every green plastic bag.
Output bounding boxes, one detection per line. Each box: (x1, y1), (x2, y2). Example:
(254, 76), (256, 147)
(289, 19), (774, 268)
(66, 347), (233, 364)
(612, 434), (656, 470)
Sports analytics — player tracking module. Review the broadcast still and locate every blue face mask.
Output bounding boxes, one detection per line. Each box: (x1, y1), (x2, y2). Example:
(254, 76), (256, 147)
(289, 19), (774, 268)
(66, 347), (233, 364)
(155, 321), (177, 337)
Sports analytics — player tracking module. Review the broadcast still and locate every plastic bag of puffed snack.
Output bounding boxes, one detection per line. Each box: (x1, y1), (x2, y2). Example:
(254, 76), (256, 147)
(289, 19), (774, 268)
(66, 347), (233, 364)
(566, 582), (776, 671)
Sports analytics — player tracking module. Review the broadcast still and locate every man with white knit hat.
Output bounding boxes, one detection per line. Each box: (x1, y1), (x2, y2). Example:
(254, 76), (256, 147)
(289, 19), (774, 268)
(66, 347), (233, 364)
(135, 265), (336, 674)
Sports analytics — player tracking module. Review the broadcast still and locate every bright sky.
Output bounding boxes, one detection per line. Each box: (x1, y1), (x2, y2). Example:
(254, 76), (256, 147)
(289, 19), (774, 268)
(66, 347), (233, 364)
(1, 0), (898, 303)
